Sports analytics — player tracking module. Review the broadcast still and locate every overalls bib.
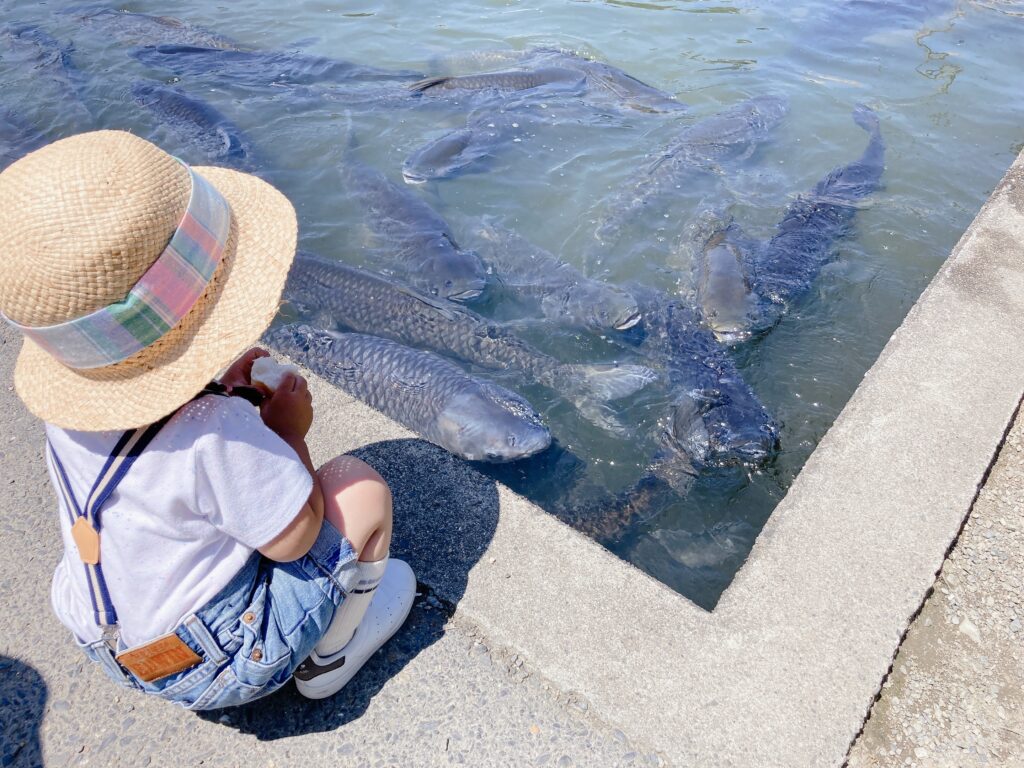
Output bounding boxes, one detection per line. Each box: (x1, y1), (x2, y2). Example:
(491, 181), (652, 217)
(46, 387), (360, 710)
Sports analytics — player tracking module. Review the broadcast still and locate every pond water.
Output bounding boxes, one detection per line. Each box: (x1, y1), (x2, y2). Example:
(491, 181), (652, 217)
(3, 0), (1022, 608)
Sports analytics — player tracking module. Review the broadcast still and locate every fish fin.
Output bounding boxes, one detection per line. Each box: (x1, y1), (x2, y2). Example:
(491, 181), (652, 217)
(646, 449), (698, 497)
(408, 75), (450, 92)
(216, 126), (239, 158)
(286, 36), (320, 49)
(575, 401), (630, 437)
(809, 107), (885, 204)
(497, 316), (553, 331)
(399, 286), (463, 319)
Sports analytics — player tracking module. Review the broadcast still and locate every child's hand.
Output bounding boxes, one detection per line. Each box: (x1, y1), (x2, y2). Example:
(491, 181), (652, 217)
(260, 373), (313, 440)
(219, 347), (270, 392)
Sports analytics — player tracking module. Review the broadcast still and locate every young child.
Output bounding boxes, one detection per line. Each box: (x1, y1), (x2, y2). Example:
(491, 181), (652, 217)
(0, 130), (416, 708)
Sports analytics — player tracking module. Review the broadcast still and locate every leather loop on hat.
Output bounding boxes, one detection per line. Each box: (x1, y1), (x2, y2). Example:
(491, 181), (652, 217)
(3, 165), (231, 369)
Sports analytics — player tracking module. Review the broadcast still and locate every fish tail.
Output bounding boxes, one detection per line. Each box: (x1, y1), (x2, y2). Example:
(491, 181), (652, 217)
(852, 103), (880, 135)
(409, 75), (450, 92)
(558, 363), (658, 403)
(851, 104), (885, 182)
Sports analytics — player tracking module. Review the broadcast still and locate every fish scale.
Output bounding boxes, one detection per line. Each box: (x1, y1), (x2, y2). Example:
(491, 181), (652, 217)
(523, 48), (687, 113)
(265, 324), (551, 462)
(284, 252), (656, 430)
(286, 253), (549, 376)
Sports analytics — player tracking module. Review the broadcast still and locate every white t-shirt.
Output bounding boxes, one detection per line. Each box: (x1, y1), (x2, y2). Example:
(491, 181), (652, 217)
(46, 394), (313, 648)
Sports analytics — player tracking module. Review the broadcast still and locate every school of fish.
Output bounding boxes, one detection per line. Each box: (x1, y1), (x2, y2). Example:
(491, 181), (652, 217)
(0, 7), (886, 529)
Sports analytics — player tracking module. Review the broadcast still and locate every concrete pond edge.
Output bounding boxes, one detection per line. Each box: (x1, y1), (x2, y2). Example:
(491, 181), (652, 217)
(298, 149), (1024, 766)
(840, 391), (1024, 763)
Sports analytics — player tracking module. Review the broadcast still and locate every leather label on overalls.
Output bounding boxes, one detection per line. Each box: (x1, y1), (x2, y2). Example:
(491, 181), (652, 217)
(116, 633), (203, 683)
(71, 517), (100, 565)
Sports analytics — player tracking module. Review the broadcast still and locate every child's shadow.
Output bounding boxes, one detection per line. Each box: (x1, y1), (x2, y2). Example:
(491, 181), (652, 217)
(197, 437), (500, 739)
(1, 655), (47, 767)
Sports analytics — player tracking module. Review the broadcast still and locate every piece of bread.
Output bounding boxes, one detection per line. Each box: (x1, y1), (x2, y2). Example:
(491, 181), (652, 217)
(251, 356), (301, 393)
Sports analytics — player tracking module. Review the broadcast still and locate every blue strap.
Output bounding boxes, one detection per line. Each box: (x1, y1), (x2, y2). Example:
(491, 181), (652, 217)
(46, 444), (81, 527)
(48, 440), (119, 626)
(81, 428), (135, 525)
(85, 418), (169, 532)
(88, 561), (116, 626)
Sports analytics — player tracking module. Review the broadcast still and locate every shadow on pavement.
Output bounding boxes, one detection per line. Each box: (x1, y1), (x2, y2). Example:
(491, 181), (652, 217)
(198, 438), (499, 739)
(1, 655), (47, 768)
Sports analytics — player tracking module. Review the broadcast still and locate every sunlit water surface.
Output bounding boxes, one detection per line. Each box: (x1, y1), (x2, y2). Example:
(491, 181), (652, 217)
(4, 0), (1023, 607)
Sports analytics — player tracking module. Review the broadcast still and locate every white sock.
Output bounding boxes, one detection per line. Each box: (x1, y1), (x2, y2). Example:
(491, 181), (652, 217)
(315, 555), (389, 656)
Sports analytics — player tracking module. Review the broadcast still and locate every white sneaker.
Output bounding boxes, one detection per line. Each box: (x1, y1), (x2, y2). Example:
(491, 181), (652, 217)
(294, 558), (416, 699)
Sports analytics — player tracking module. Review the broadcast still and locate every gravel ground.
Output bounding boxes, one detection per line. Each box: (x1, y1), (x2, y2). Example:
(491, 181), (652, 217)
(0, 324), (660, 768)
(847, 404), (1024, 768)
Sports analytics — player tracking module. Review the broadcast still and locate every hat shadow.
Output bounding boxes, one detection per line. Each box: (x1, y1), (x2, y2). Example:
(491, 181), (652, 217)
(1, 655), (48, 767)
(196, 437), (500, 739)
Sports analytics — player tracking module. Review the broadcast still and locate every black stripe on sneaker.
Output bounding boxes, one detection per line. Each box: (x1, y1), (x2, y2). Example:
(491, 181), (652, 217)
(349, 585), (379, 595)
(294, 654), (346, 681)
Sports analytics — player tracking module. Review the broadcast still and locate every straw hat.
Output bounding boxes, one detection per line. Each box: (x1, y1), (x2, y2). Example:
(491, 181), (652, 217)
(0, 130), (297, 430)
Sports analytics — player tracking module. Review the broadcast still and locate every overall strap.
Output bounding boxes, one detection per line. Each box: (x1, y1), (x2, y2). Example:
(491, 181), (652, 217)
(48, 415), (173, 628)
(46, 383), (229, 629)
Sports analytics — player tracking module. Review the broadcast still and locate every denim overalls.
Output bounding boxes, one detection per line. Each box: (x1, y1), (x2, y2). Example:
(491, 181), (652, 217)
(47, 392), (360, 710)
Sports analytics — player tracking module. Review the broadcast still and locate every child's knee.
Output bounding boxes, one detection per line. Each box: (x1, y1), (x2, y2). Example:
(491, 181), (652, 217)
(318, 456), (392, 522)
(356, 470), (393, 527)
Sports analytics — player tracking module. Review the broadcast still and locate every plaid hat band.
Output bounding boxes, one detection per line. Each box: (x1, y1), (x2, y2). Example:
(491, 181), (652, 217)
(3, 164), (231, 370)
